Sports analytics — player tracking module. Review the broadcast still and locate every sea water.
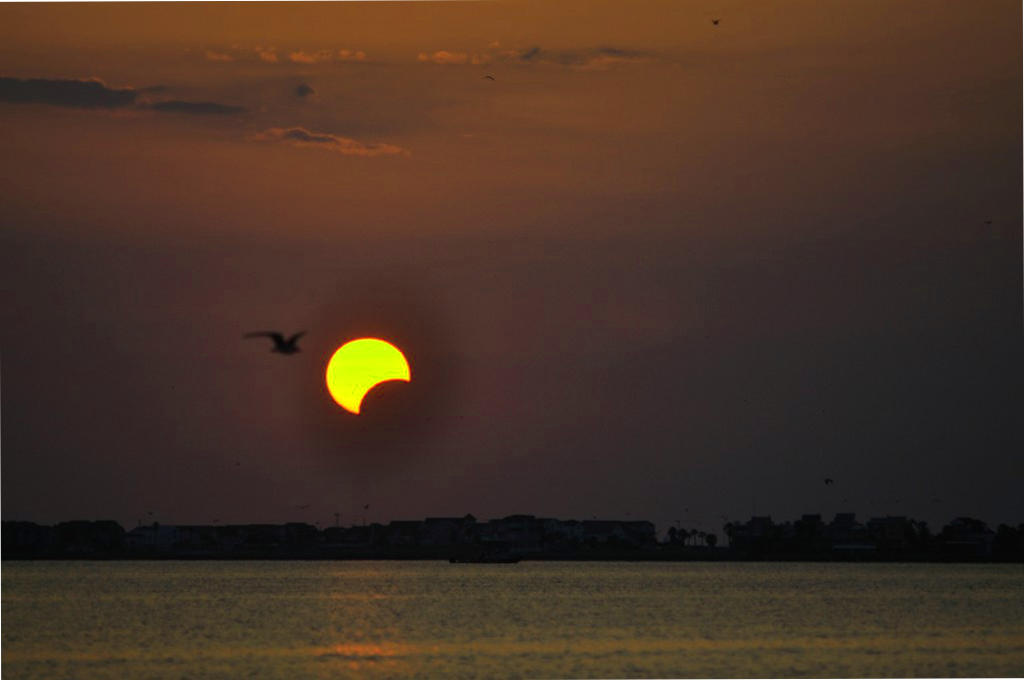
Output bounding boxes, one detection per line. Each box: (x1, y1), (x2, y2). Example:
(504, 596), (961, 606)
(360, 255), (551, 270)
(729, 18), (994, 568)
(3, 561), (1023, 678)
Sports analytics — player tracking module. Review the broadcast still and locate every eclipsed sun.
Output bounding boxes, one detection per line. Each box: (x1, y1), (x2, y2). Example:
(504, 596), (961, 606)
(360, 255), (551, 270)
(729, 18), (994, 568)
(325, 338), (411, 414)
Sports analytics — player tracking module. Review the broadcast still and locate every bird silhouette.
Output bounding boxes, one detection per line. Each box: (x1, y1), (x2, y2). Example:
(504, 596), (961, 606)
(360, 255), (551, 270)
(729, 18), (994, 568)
(244, 331), (306, 354)
(712, 18), (720, 25)
(483, 74), (496, 80)
(824, 478), (835, 485)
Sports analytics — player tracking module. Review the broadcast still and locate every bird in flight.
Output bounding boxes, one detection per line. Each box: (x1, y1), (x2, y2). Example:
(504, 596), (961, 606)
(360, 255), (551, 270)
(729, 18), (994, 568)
(244, 331), (306, 355)
(712, 18), (720, 25)
(824, 478), (835, 485)
(483, 74), (496, 81)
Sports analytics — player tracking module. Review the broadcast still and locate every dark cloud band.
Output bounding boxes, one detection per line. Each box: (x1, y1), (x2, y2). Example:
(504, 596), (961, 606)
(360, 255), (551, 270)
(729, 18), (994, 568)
(147, 100), (246, 115)
(0, 77), (136, 108)
(0, 76), (245, 116)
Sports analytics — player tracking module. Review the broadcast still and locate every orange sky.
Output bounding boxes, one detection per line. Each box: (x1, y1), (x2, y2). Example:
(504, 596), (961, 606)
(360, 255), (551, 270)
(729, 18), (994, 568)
(1, 0), (1016, 244)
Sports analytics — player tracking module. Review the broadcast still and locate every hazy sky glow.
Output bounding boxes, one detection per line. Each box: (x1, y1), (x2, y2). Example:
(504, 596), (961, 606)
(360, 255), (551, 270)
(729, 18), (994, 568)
(1, 1), (1021, 534)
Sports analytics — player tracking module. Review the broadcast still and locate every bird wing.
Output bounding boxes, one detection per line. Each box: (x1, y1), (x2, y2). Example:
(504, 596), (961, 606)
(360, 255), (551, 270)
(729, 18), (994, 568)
(245, 331), (286, 343)
(286, 331), (307, 345)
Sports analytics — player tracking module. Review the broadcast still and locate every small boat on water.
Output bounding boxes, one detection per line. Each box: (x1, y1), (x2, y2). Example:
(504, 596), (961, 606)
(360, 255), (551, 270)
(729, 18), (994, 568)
(449, 546), (521, 563)
(449, 555), (521, 564)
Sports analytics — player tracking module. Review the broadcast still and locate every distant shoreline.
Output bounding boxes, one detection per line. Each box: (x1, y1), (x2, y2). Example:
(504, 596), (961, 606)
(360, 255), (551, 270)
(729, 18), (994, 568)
(5, 514), (1022, 563)
(3, 551), (1021, 564)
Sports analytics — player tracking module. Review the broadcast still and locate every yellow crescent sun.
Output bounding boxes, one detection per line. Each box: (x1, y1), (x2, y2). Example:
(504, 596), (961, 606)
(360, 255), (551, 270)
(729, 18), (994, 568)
(325, 338), (411, 414)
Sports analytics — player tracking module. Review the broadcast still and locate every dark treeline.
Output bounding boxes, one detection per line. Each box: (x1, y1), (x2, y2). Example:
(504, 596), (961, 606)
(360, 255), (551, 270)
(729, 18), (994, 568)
(3, 512), (1022, 561)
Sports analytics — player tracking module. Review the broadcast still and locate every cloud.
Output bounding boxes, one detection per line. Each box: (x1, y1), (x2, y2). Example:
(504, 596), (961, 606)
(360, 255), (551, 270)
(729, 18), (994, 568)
(504, 46), (652, 69)
(204, 50), (234, 62)
(0, 76), (137, 108)
(337, 49), (367, 62)
(417, 45), (654, 70)
(289, 50), (333, 64)
(253, 127), (408, 157)
(288, 48), (365, 64)
(516, 46), (543, 62)
(418, 50), (470, 65)
(147, 100), (246, 115)
(295, 83), (315, 98)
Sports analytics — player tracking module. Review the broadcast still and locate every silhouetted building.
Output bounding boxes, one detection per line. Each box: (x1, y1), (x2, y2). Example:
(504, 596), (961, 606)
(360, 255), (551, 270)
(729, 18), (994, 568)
(867, 516), (913, 551)
(385, 520), (423, 547)
(54, 520), (124, 555)
(940, 517), (995, 558)
(421, 515), (476, 546)
(580, 520), (656, 549)
(3, 521), (56, 556)
(826, 513), (875, 555)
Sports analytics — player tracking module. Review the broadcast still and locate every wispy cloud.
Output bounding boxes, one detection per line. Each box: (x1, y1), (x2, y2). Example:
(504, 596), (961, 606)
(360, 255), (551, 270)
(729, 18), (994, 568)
(419, 50), (471, 65)
(0, 76), (136, 108)
(337, 49), (367, 62)
(289, 49), (366, 64)
(540, 46), (653, 70)
(198, 46), (368, 66)
(204, 50), (234, 62)
(253, 127), (408, 157)
(289, 50), (332, 64)
(417, 45), (654, 70)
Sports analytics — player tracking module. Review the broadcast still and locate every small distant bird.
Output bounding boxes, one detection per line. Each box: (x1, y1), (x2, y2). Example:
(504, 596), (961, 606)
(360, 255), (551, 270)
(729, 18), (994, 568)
(363, 504), (370, 510)
(712, 18), (720, 25)
(483, 74), (496, 81)
(296, 504), (311, 510)
(244, 331), (306, 355)
(824, 478), (835, 485)
(984, 220), (993, 225)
